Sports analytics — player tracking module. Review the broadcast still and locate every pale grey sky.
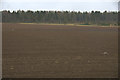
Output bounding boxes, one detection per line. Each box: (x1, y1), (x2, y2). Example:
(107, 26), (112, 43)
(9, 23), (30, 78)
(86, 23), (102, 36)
(1, 0), (119, 12)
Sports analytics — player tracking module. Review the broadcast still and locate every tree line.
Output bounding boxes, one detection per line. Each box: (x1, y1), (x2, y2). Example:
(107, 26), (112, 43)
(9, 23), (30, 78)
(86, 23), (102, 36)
(2, 10), (118, 26)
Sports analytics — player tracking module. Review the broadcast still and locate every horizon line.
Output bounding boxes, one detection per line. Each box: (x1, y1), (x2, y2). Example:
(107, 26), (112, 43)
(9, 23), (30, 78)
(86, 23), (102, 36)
(1, 10), (118, 12)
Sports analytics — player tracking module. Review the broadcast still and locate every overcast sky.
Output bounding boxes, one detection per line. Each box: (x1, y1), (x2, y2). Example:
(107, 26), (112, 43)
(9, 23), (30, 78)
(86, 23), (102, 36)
(1, 0), (119, 12)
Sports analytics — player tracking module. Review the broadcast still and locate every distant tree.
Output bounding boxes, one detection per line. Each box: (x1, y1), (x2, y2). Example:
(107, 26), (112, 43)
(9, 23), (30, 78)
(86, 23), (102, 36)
(2, 10), (118, 26)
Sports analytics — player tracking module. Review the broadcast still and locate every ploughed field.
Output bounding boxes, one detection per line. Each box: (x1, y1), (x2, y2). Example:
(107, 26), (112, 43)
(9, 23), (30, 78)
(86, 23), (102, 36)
(2, 23), (118, 78)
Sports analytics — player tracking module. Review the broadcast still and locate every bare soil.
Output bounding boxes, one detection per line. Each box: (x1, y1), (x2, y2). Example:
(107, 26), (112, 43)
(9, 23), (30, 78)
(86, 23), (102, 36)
(2, 23), (118, 78)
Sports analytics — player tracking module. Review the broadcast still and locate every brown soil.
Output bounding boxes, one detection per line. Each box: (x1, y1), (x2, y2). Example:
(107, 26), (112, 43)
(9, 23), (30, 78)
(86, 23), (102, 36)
(2, 23), (118, 78)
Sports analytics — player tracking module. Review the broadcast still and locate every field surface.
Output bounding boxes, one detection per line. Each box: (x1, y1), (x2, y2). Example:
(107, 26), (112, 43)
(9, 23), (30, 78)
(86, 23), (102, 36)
(2, 23), (118, 78)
